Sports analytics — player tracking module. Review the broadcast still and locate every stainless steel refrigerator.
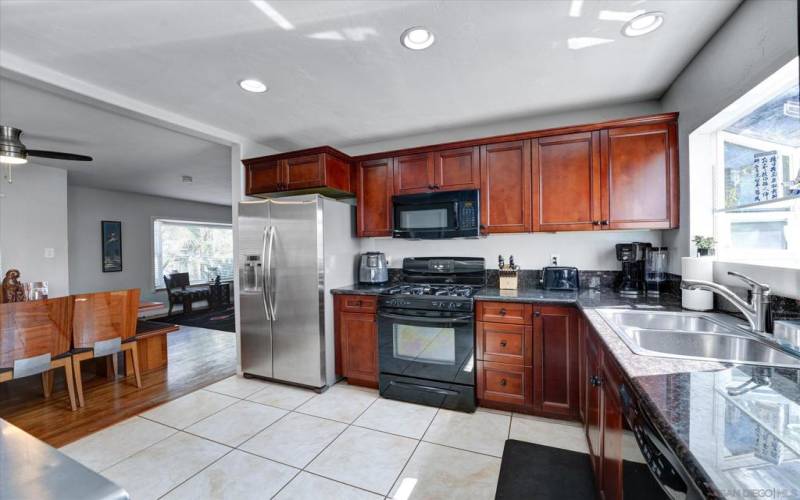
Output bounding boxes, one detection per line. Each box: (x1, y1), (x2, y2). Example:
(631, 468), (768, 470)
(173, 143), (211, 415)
(239, 194), (358, 389)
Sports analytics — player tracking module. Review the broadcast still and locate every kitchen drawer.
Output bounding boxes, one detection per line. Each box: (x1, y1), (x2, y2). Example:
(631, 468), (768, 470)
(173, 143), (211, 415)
(338, 295), (377, 313)
(477, 361), (533, 407)
(476, 301), (532, 325)
(476, 321), (532, 365)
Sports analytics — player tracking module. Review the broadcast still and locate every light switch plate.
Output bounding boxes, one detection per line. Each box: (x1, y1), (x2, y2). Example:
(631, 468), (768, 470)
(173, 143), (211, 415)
(44, 248), (55, 259)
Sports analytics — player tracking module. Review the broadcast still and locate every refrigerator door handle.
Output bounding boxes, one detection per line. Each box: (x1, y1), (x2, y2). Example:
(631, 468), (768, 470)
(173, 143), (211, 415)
(266, 225), (277, 320)
(261, 224), (272, 321)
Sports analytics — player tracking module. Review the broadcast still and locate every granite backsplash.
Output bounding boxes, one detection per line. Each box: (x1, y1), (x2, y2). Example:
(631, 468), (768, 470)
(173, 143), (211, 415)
(382, 266), (797, 319)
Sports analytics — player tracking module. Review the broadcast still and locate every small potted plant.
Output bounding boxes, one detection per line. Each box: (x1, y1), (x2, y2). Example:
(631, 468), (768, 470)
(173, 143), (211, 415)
(693, 236), (716, 257)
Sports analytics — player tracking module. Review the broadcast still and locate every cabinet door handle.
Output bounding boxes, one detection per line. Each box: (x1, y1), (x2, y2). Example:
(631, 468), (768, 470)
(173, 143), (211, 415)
(428, 184), (436, 190)
(600, 220), (609, 226)
(499, 378), (507, 387)
(590, 375), (603, 387)
(499, 308), (507, 316)
(592, 220), (601, 226)
(534, 311), (541, 317)
(433, 184), (440, 189)
(499, 340), (507, 347)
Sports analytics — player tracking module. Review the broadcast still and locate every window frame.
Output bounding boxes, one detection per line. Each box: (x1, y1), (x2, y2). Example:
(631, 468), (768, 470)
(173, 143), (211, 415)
(151, 217), (234, 292)
(711, 130), (799, 267)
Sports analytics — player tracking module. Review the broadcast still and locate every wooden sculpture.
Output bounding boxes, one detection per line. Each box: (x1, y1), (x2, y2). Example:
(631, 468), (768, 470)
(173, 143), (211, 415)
(2, 269), (26, 303)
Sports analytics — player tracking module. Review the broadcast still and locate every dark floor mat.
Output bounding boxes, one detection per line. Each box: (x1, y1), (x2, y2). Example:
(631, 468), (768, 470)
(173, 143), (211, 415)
(152, 306), (235, 332)
(623, 460), (670, 500)
(495, 439), (595, 500)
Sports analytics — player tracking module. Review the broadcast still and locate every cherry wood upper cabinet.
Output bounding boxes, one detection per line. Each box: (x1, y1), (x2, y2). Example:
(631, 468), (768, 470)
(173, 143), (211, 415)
(246, 158), (282, 194)
(600, 122), (679, 229)
(243, 147), (352, 196)
(534, 305), (578, 417)
(393, 147), (479, 194)
(394, 152), (434, 194)
(480, 140), (532, 233)
(532, 132), (602, 232)
(434, 146), (480, 191)
(356, 157), (394, 237)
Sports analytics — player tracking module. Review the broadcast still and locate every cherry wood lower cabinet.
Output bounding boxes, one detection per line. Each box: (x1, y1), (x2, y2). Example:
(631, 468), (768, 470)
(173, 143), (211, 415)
(334, 295), (378, 388)
(583, 318), (625, 500)
(475, 301), (578, 418)
(534, 305), (579, 417)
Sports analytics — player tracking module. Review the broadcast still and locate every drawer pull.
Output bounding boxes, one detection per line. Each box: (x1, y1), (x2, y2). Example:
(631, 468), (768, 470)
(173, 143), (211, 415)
(499, 378), (507, 387)
(499, 308), (507, 316)
(499, 340), (507, 347)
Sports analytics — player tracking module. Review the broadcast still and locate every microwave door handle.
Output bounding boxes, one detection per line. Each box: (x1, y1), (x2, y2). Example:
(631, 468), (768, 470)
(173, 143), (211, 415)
(453, 201), (459, 229)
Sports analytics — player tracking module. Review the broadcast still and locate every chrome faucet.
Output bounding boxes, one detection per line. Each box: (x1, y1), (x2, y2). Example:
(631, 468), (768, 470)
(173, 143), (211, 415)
(681, 271), (771, 335)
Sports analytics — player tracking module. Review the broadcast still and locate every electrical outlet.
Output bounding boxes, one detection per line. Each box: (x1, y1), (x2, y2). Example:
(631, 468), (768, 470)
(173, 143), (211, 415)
(550, 254), (560, 266)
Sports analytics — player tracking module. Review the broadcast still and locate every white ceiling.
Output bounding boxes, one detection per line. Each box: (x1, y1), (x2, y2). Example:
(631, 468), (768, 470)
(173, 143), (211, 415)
(0, 77), (233, 205)
(0, 0), (740, 203)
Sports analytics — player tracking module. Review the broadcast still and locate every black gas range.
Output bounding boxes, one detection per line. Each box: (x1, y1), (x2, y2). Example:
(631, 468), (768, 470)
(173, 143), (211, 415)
(377, 257), (485, 412)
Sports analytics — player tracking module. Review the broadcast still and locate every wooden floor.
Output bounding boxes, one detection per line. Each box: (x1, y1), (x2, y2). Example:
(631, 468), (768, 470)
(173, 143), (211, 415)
(0, 326), (236, 448)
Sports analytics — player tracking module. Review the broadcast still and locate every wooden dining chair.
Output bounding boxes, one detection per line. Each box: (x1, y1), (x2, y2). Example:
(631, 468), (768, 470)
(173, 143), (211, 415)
(71, 288), (141, 407)
(0, 296), (78, 411)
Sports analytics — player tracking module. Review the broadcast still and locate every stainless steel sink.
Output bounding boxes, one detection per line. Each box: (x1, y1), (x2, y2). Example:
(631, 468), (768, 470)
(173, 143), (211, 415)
(601, 311), (732, 333)
(596, 309), (800, 368)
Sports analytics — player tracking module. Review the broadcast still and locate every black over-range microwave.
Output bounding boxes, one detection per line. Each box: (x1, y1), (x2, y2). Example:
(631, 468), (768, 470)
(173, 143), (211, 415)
(392, 189), (480, 239)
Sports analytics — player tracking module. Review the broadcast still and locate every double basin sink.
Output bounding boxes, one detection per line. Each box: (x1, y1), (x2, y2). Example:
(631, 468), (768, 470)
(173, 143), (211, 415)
(597, 309), (800, 368)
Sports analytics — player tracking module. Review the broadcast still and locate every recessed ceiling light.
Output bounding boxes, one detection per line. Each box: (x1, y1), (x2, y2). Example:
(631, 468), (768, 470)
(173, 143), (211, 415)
(621, 11), (664, 37)
(238, 79), (268, 93)
(401, 27), (435, 50)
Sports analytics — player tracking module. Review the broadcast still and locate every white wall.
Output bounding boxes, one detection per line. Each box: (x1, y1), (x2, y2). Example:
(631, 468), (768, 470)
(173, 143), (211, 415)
(68, 185), (231, 303)
(362, 231), (662, 271)
(660, 0), (798, 278)
(0, 164), (70, 297)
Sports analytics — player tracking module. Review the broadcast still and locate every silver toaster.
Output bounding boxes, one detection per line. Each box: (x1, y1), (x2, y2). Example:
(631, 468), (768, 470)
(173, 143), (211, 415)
(359, 252), (388, 284)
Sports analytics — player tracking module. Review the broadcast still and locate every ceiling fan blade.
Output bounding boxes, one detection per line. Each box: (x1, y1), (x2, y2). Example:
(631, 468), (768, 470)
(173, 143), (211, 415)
(27, 150), (93, 161)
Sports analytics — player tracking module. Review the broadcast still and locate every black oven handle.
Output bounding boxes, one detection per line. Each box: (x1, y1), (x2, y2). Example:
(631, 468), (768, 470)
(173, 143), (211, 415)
(388, 379), (460, 396)
(378, 312), (473, 324)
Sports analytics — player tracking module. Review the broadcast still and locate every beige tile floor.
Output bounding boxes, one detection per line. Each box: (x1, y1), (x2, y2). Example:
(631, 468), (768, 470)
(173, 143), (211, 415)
(61, 375), (620, 500)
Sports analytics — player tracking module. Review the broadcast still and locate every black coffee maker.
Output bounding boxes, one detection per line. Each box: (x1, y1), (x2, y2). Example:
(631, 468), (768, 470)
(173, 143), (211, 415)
(615, 242), (652, 296)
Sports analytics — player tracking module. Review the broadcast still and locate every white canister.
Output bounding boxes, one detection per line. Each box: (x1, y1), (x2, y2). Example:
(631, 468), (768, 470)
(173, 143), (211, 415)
(681, 257), (714, 311)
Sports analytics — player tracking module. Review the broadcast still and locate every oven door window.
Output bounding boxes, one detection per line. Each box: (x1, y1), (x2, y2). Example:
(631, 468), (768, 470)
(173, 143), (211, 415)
(395, 204), (457, 231)
(394, 324), (455, 365)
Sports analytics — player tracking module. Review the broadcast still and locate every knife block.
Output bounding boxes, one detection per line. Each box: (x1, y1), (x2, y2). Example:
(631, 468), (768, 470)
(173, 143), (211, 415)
(499, 270), (518, 290)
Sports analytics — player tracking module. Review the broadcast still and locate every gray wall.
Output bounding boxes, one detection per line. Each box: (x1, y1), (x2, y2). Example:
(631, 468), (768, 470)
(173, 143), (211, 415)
(349, 100), (665, 271)
(660, 0), (798, 275)
(341, 100), (662, 156)
(68, 185), (232, 303)
(0, 165), (70, 297)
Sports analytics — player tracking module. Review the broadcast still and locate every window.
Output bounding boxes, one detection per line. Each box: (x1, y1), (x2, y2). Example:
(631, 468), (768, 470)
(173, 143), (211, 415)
(694, 59), (800, 269)
(153, 219), (233, 289)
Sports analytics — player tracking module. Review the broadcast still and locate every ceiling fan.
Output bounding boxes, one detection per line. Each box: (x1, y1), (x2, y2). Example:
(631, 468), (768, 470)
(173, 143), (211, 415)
(0, 125), (93, 164)
(0, 125), (92, 184)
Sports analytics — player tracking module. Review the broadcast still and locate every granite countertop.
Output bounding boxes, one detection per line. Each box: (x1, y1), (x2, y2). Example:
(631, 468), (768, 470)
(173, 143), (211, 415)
(1, 418), (129, 500)
(331, 284), (800, 497)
